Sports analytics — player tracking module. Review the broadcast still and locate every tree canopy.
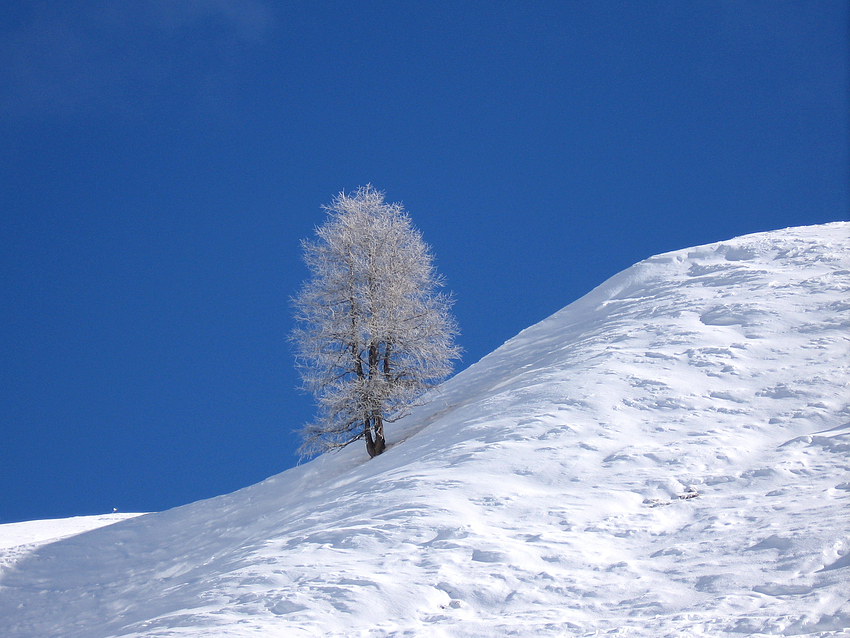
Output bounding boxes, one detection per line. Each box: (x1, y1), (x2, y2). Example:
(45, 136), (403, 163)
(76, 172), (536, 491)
(292, 185), (460, 457)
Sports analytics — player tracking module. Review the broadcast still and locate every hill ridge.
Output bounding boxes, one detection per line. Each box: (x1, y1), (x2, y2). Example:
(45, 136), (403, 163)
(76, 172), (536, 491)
(1, 222), (848, 637)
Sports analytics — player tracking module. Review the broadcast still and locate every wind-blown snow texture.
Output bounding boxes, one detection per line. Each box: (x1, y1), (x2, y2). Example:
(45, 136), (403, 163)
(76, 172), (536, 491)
(1, 223), (848, 637)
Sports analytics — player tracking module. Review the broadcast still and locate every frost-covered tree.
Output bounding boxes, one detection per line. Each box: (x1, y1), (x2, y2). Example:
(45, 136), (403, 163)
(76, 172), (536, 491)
(292, 185), (460, 458)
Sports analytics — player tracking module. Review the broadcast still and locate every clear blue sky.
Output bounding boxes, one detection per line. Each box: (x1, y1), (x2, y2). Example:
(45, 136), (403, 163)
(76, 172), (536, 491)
(1, 1), (847, 523)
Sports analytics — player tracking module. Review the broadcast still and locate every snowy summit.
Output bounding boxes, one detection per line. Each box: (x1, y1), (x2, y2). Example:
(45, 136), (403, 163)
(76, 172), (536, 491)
(1, 222), (848, 637)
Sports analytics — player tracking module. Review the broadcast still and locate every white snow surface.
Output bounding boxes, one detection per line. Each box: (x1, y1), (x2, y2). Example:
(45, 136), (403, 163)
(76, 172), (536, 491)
(1, 222), (848, 637)
(0, 514), (145, 574)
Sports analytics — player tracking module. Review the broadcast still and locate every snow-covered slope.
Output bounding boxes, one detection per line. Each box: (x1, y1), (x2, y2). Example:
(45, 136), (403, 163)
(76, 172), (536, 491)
(0, 514), (144, 573)
(1, 223), (848, 637)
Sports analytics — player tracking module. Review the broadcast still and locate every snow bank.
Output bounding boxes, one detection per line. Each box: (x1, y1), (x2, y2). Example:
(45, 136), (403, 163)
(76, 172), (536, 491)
(0, 514), (146, 575)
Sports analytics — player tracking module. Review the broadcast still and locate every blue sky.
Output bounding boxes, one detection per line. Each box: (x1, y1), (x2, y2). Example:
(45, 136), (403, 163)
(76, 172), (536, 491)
(1, 1), (847, 524)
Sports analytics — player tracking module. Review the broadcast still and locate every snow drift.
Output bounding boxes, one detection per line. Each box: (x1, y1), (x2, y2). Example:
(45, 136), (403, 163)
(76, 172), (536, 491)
(1, 222), (848, 637)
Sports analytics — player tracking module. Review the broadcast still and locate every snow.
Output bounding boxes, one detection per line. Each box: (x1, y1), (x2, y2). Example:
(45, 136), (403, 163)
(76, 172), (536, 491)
(1, 222), (848, 637)
(0, 513), (145, 574)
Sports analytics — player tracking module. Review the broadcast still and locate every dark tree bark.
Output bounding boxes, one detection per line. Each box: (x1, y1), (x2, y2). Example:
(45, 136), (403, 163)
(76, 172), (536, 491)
(364, 418), (377, 457)
(373, 412), (385, 455)
(364, 415), (385, 457)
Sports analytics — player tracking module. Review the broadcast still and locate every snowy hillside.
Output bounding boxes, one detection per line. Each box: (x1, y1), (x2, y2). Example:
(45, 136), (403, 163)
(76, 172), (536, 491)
(0, 514), (145, 574)
(1, 222), (848, 637)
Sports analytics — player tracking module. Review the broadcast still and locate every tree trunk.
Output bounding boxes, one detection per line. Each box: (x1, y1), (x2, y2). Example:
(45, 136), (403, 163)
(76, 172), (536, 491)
(364, 418), (377, 457)
(363, 414), (386, 458)
(372, 412), (386, 455)
(363, 341), (387, 457)
(383, 343), (391, 377)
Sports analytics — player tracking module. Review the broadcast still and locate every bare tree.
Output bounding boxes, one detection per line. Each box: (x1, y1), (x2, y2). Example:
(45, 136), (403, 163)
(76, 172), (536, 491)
(292, 185), (460, 458)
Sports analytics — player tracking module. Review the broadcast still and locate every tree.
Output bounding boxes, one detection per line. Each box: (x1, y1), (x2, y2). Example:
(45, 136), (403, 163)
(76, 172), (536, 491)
(291, 185), (460, 458)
